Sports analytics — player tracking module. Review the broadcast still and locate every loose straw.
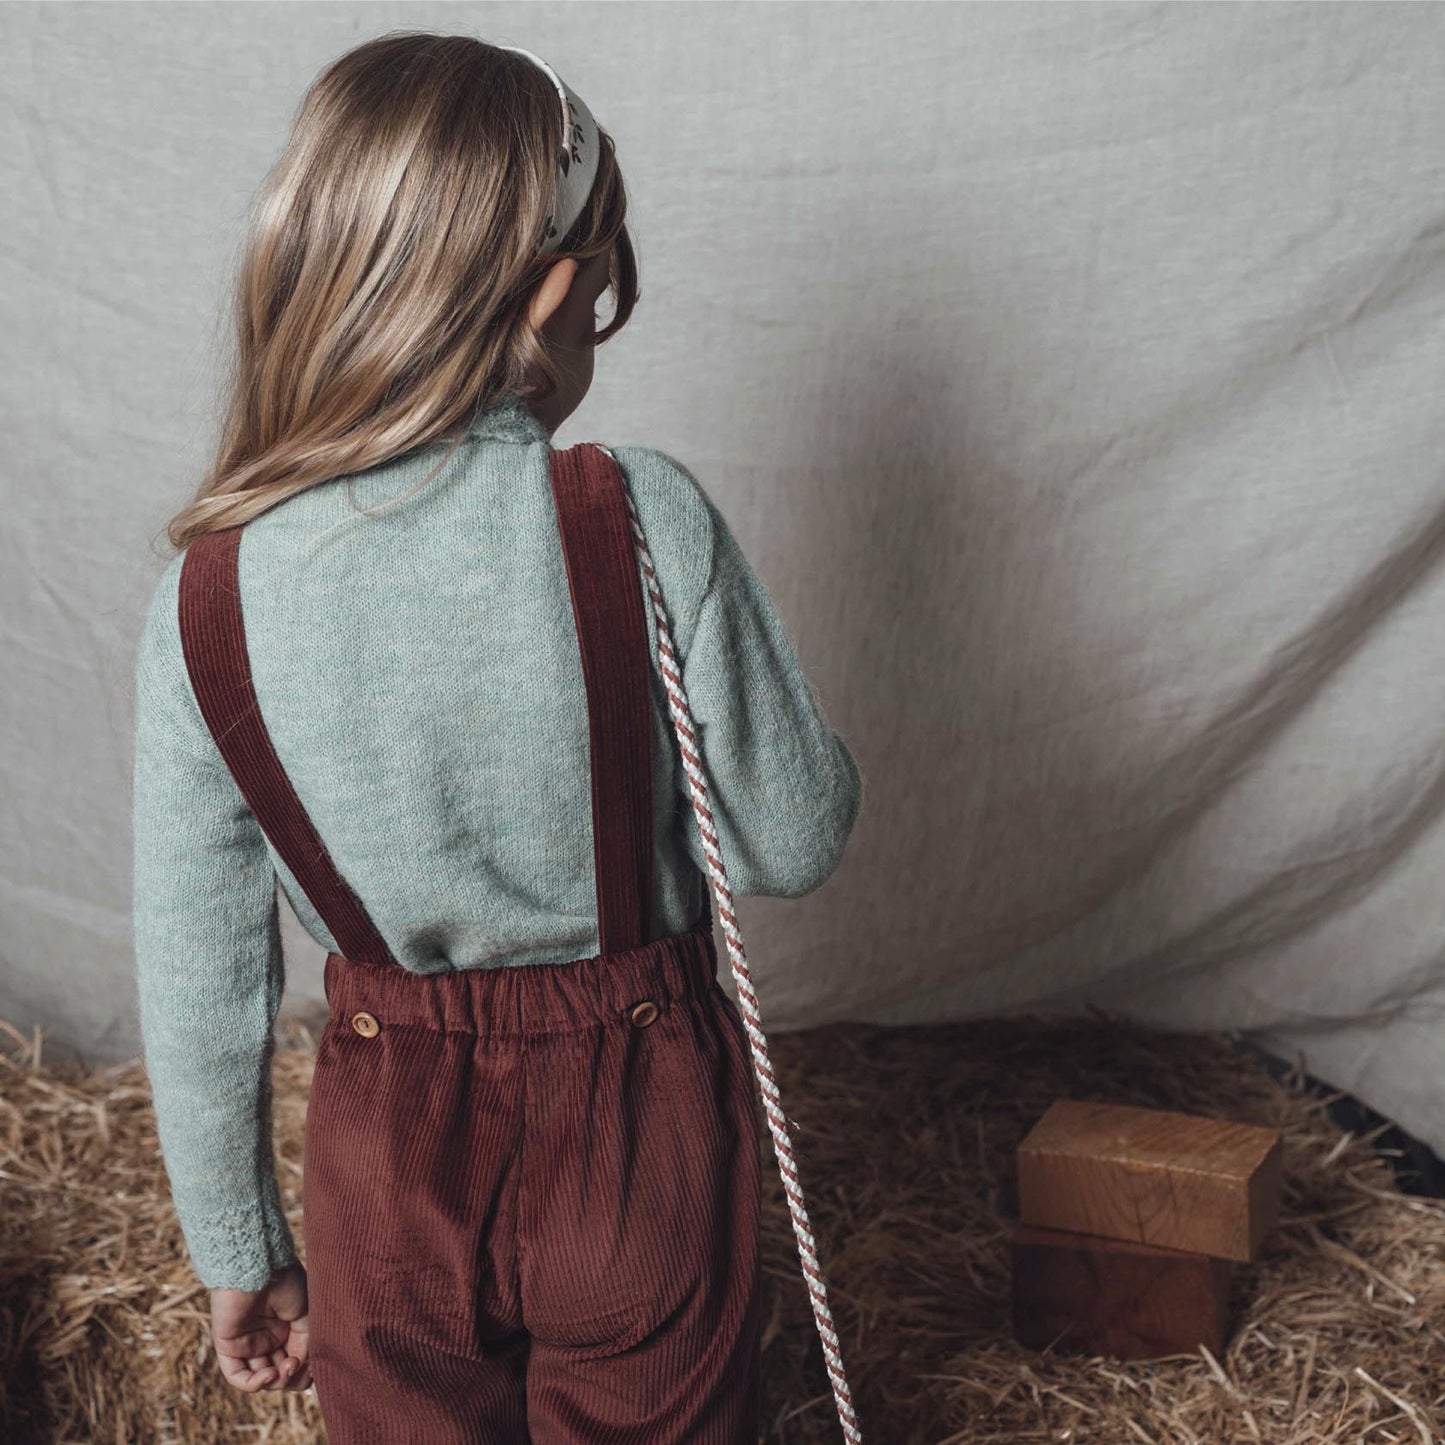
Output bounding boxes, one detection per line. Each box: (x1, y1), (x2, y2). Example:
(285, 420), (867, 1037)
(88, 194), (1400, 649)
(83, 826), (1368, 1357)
(599, 444), (863, 1444)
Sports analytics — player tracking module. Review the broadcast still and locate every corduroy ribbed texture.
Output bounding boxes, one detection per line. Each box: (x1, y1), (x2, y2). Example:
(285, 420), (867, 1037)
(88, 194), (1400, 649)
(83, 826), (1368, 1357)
(177, 527), (396, 968)
(303, 912), (761, 1442)
(548, 443), (655, 953)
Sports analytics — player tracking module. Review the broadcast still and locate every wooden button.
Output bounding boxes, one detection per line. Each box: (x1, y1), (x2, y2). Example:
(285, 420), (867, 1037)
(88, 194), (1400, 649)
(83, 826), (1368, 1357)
(629, 1000), (659, 1028)
(350, 1011), (380, 1038)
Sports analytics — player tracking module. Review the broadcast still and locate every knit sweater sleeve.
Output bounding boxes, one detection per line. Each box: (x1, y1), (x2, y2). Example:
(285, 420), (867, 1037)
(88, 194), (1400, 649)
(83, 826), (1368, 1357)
(613, 446), (864, 898)
(131, 553), (297, 1292)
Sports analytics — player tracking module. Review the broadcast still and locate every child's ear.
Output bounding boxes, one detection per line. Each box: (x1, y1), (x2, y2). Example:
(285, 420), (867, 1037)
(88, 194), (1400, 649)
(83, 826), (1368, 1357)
(527, 257), (580, 332)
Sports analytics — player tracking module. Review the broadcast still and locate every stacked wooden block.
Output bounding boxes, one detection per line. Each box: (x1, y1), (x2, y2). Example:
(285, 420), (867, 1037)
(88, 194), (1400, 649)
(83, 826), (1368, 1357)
(1011, 1099), (1283, 1360)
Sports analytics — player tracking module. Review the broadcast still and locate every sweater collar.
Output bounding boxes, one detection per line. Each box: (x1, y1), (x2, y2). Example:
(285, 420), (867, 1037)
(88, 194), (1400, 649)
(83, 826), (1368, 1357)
(465, 394), (553, 445)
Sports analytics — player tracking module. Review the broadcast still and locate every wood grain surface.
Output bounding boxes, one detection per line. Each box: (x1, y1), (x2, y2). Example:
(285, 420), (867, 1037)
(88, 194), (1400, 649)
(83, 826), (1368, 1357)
(1016, 1099), (1282, 1261)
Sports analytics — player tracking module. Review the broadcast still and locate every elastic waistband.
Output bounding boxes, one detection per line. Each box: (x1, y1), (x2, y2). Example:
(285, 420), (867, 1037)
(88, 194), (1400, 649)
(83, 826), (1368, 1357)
(322, 913), (719, 1038)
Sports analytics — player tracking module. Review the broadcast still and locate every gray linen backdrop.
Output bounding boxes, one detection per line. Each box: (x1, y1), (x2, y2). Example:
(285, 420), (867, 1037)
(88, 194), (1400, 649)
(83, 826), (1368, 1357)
(6, 3), (1445, 1153)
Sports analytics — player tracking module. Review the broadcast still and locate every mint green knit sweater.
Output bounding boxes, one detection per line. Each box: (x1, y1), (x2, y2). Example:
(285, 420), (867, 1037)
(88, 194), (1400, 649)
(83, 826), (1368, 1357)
(131, 394), (863, 1292)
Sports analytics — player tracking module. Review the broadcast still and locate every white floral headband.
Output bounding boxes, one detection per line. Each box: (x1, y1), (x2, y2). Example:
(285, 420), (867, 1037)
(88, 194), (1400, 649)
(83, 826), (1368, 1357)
(498, 45), (600, 254)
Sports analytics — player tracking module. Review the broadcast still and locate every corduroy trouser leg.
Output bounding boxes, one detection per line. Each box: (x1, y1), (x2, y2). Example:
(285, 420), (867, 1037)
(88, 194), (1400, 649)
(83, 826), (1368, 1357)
(301, 911), (763, 1444)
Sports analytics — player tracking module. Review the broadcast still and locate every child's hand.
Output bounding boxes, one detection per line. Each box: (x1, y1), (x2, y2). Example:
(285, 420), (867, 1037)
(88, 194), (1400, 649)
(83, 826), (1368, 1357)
(209, 1260), (312, 1393)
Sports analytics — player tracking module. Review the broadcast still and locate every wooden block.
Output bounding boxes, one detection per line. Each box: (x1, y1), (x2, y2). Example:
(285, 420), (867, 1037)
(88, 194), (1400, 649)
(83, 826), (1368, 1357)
(1016, 1099), (1282, 1262)
(1011, 1222), (1233, 1361)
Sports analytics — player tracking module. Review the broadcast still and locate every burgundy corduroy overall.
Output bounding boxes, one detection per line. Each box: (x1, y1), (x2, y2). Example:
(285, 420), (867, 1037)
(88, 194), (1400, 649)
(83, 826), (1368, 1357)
(178, 442), (763, 1443)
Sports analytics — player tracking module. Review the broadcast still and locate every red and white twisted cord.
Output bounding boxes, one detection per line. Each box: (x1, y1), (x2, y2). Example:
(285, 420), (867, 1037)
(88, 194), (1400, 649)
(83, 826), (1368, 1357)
(598, 446), (863, 1445)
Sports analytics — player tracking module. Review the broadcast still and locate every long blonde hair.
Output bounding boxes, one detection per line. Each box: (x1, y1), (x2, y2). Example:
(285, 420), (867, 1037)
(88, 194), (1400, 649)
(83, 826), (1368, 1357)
(168, 32), (638, 549)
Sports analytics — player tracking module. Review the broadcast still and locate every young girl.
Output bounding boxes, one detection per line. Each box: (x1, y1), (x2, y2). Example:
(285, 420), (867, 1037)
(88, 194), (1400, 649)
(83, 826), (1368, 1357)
(132, 32), (862, 1442)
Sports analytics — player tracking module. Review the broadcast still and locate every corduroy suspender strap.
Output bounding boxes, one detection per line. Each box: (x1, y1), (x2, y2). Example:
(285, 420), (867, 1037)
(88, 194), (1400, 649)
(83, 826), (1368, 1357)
(174, 441), (654, 966)
(177, 526), (396, 966)
(548, 442), (655, 953)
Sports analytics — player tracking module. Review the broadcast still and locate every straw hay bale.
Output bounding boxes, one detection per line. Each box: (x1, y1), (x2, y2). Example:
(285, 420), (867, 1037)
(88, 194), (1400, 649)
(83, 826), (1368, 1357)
(3, 1011), (1443, 1443)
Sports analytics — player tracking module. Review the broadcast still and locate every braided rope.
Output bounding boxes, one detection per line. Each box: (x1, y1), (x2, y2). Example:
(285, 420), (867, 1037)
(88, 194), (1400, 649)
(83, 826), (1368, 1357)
(595, 445), (864, 1444)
